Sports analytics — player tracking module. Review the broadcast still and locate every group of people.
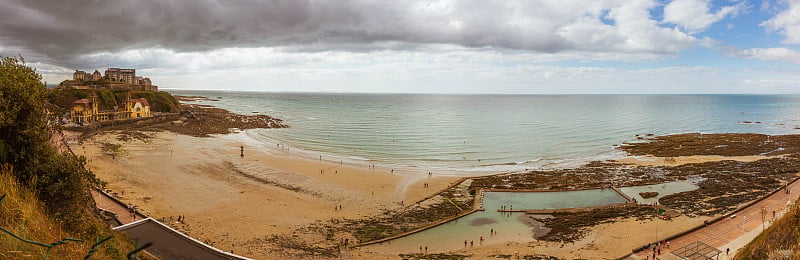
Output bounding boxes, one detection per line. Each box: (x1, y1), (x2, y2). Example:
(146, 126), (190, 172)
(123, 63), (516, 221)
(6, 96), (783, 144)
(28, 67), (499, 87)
(462, 236), (486, 248)
(644, 240), (669, 259)
(127, 204), (138, 221)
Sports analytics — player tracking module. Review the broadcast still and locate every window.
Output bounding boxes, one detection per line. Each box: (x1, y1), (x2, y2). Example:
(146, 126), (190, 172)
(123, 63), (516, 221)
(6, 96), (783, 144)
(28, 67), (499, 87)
(136, 108), (140, 111)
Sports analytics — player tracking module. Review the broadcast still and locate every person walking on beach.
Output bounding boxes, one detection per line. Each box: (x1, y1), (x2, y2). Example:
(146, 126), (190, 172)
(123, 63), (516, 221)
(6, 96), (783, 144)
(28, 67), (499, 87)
(464, 240), (467, 247)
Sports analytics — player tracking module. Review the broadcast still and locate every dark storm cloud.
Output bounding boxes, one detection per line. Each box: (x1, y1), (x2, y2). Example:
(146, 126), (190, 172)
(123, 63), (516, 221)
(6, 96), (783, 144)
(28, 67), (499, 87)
(0, 0), (577, 65)
(0, 0), (705, 68)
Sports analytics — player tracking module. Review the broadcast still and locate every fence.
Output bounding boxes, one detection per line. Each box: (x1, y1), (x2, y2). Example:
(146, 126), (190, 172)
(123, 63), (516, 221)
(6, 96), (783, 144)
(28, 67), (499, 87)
(0, 193), (151, 259)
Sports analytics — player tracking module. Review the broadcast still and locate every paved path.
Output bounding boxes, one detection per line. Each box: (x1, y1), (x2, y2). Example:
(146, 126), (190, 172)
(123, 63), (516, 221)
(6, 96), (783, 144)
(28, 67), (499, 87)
(633, 179), (800, 259)
(92, 190), (147, 224)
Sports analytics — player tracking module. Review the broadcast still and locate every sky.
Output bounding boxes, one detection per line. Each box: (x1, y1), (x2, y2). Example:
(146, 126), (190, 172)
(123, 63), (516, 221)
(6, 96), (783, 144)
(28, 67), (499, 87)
(1, 0), (800, 94)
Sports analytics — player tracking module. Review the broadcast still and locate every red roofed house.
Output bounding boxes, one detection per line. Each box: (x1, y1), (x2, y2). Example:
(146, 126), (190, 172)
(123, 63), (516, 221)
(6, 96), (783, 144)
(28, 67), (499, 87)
(70, 92), (151, 125)
(126, 92), (151, 118)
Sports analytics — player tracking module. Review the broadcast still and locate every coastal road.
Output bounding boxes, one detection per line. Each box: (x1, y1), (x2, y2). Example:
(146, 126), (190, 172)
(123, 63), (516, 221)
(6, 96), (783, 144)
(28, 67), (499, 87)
(632, 178), (800, 259)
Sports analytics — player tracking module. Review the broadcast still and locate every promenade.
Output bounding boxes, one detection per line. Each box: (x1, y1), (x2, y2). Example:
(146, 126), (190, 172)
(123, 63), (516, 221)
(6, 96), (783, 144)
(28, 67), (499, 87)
(631, 178), (800, 259)
(92, 190), (146, 224)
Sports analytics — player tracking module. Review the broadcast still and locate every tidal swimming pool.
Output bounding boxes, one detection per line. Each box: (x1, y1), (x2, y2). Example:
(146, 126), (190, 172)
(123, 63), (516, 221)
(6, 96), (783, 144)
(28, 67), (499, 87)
(619, 180), (700, 205)
(362, 188), (627, 253)
(362, 181), (700, 254)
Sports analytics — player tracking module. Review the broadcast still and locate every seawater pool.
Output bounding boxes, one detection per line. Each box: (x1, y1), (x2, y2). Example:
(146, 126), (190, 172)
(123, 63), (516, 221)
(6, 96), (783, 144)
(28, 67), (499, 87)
(490, 189), (628, 210)
(362, 182), (701, 254)
(618, 180), (700, 205)
(362, 189), (627, 253)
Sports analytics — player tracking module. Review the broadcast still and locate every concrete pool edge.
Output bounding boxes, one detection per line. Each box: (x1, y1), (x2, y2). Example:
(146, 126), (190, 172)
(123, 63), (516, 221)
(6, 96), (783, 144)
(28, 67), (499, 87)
(351, 208), (484, 248)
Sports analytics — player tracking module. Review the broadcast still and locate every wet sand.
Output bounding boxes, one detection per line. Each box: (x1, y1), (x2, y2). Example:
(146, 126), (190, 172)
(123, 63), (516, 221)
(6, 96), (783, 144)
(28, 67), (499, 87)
(617, 155), (774, 167)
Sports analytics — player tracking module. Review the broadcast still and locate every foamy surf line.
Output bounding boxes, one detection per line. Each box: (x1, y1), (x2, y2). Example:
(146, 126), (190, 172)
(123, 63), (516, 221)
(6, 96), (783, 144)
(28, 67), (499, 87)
(218, 129), (629, 177)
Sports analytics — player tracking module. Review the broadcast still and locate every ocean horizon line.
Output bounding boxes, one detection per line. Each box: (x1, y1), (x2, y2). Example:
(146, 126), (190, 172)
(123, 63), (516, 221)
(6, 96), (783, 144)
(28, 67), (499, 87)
(165, 89), (800, 96)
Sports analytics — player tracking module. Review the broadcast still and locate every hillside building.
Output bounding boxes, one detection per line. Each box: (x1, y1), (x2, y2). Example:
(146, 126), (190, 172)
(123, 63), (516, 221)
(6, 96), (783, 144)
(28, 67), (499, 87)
(62, 67), (157, 91)
(73, 70), (87, 81)
(70, 92), (151, 125)
(92, 70), (102, 80)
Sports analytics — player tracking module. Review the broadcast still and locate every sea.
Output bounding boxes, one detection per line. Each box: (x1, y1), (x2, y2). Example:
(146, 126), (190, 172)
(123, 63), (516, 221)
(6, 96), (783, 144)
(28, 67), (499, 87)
(168, 91), (800, 174)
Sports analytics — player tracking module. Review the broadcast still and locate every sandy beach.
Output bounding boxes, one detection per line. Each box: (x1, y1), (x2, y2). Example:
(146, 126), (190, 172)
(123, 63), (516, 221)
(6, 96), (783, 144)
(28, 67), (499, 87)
(71, 130), (460, 258)
(69, 127), (793, 259)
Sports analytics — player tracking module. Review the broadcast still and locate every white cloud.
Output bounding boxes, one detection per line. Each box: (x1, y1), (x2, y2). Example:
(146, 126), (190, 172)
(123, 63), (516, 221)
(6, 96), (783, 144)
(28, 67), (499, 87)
(152, 62), (758, 94)
(721, 46), (800, 63)
(663, 0), (744, 34)
(44, 46), (755, 94)
(33, 44), (798, 94)
(762, 0), (800, 44)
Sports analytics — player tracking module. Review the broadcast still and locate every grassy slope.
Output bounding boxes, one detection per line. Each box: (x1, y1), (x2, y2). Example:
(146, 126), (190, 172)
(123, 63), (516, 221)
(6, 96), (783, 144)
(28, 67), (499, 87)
(0, 165), (135, 259)
(735, 197), (800, 259)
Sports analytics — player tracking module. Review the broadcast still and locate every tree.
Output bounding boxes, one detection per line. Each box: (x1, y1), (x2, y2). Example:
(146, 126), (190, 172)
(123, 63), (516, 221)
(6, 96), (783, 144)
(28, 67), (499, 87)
(0, 56), (94, 228)
(0, 56), (51, 183)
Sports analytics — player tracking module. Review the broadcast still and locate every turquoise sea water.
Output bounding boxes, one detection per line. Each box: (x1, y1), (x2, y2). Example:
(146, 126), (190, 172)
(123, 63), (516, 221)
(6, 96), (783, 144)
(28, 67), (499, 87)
(169, 91), (800, 173)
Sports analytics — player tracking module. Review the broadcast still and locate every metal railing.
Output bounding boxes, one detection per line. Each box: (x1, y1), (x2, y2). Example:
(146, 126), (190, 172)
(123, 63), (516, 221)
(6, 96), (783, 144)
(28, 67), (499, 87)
(0, 193), (152, 259)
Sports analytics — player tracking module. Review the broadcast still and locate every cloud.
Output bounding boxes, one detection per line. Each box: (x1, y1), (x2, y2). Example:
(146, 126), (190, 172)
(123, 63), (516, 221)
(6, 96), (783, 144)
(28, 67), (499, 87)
(0, 0), (701, 68)
(663, 0), (744, 34)
(719, 46), (800, 63)
(762, 0), (800, 44)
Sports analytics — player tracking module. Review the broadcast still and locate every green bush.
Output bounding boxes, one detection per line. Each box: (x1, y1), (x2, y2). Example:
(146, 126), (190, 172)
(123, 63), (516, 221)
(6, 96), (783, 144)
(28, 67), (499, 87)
(0, 56), (94, 228)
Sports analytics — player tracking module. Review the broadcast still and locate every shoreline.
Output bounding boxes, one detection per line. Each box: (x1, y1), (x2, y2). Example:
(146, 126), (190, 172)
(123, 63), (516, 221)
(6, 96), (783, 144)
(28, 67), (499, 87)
(71, 129), (464, 258)
(68, 105), (800, 259)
